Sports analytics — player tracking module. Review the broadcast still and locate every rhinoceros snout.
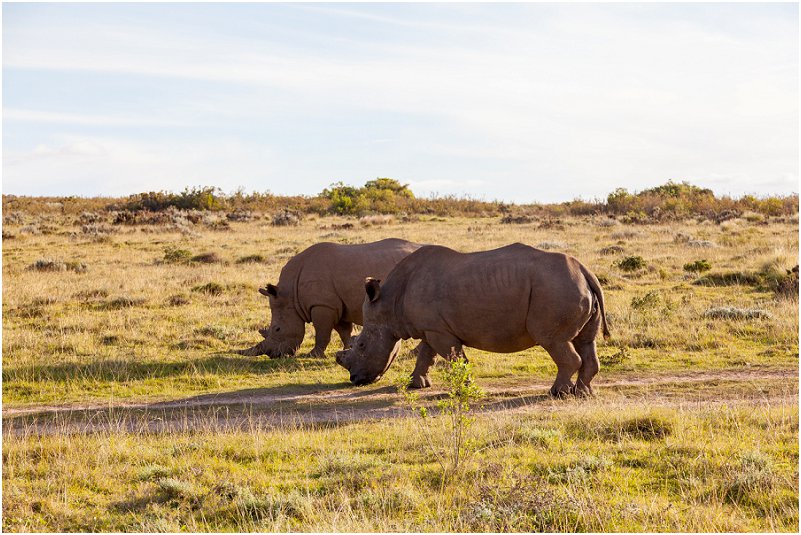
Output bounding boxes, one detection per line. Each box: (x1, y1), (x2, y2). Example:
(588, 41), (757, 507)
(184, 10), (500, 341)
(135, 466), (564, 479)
(350, 373), (371, 386)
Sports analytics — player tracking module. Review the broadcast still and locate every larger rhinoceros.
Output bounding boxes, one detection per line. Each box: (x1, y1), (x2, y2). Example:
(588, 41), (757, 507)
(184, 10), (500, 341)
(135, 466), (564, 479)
(335, 243), (610, 396)
(237, 238), (421, 358)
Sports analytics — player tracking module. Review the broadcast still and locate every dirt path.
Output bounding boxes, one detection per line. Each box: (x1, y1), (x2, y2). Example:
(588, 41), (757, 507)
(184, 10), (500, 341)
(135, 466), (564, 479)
(3, 368), (797, 436)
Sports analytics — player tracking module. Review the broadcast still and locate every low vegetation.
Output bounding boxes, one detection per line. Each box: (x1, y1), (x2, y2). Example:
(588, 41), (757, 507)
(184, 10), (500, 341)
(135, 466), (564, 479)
(2, 182), (797, 532)
(3, 180), (798, 219)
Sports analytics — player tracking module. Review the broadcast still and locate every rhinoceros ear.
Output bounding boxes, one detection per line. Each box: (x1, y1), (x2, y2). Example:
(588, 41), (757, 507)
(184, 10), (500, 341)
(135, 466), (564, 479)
(365, 278), (381, 303)
(259, 283), (278, 298)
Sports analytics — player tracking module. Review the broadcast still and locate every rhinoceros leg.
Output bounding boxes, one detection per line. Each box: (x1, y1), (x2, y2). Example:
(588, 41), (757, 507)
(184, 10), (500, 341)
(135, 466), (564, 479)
(573, 340), (599, 397)
(409, 342), (437, 389)
(543, 341), (582, 398)
(573, 313), (601, 396)
(308, 306), (338, 358)
(334, 320), (353, 349)
(424, 332), (466, 361)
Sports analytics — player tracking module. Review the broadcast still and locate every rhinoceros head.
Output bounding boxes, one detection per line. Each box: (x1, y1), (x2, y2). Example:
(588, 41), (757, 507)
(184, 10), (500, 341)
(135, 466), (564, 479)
(258, 283), (305, 357)
(335, 278), (401, 385)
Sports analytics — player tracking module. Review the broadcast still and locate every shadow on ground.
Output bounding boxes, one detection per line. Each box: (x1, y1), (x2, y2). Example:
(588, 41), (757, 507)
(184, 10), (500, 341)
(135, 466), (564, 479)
(2, 378), (556, 437)
(2, 353), (330, 384)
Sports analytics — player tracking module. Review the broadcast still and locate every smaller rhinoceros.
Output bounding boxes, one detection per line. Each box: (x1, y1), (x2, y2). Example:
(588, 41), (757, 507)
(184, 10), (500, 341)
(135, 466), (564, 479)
(237, 238), (421, 358)
(335, 243), (609, 396)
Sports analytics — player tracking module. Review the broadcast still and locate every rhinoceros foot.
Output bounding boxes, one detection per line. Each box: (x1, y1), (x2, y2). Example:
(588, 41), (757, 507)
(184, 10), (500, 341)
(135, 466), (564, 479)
(572, 381), (594, 397)
(409, 374), (431, 389)
(549, 383), (574, 399)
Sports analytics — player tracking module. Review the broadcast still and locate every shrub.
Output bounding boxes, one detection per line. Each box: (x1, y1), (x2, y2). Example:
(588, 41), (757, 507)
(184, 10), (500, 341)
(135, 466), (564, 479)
(272, 209), (301, 226)
(120, 186), (225, 212)
(683, 259), (712, 273)
(155, 477), (196, 500)
(190, 252), (222, 264)
(359, 215), (394, 226)
(73, 288), (110, 300)
(192, 282), (224, 296)
(694, 272), (761, 287)
(27, 259), (87, 273)
(687, 239), (716, 248)
(101, 296), (146, 309)
(65, 261), (88, 273)
(162, 247), (193, 264)
(236, 254), (266, 264)
(631, 291), (661, 310)
(616, 256), (646, 272)
(599, 245), (624, 255)
(618, 416), (673, 440)
(397, 357), (485, 486)
(722, 451), (777, 504)
(226, 209), (253, 222)
(166, 294), (190, 306)
(703, 307), (772, 320)
(500, 214), (533, 224)
(773, 265), (799, 298)
(322, 182), (367, 215)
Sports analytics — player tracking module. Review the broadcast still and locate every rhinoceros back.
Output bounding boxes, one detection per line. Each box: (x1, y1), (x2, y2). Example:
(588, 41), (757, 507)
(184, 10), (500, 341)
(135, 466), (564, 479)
(280, 238), (421, 325)
(382, 243), (599, 351)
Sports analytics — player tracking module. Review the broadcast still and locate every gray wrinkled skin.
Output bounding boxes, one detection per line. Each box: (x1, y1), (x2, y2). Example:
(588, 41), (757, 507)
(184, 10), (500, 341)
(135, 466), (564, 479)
(336, 243), (610, 396)
(237, 238), (421, 358)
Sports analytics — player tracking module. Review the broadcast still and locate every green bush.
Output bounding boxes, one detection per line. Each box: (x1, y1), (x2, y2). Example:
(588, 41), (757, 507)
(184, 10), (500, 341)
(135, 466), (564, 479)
(163, 247), (192, 264)
(684, 259), (712, 273)
(121, 186), (225, 212)
(616, 256), (646, 272)
(322, 182), (367, 215)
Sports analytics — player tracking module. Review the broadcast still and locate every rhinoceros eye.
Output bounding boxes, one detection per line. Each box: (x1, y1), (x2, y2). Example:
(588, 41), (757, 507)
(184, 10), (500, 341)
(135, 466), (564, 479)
(275, 327), (281, 332)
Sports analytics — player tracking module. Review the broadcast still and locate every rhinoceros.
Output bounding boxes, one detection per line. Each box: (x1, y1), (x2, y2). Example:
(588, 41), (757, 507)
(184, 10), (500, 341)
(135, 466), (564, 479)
(335, 243), (610, 396)
(237, 238), (422, 358)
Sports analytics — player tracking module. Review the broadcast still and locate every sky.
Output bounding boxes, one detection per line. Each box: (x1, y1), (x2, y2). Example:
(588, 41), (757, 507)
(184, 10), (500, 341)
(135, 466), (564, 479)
(2, 2), (798, 203)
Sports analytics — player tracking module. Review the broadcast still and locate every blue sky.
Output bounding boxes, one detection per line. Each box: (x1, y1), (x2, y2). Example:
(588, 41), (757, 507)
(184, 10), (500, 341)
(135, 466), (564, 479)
(3, 2), (798, 202)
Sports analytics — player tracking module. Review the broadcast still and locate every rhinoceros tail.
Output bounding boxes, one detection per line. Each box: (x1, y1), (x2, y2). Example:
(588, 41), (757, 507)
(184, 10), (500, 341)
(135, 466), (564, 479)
(579, 264), (610, 339)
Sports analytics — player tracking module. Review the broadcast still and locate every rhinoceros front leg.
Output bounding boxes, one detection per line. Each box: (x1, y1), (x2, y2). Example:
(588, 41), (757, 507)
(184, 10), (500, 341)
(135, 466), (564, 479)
(543, 341), (582, 398)
(410, 332), (468, 389)
(334, 320), (353, 349)
(308, 306), (338, 358)
(424, 331), (466, 362)
(409, 342), (437, 389)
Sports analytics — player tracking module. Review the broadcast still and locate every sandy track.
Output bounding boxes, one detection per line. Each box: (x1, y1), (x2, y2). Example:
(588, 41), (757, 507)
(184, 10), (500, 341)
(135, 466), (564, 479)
(3, 368), (797, 436)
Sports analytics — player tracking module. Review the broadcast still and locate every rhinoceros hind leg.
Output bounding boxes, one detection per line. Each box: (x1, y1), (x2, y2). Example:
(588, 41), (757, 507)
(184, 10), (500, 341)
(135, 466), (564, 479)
(409, 341), (437, 389)
(308, 306), (338, 357)
(573, 311), (601, 396)
(573, 340), (599, 397)
(543, 341), (581, 398)
(334, 320), (353, 349)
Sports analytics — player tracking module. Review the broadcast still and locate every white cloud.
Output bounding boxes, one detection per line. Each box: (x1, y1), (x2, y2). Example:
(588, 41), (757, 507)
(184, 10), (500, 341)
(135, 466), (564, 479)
(4, 109), (188, 127)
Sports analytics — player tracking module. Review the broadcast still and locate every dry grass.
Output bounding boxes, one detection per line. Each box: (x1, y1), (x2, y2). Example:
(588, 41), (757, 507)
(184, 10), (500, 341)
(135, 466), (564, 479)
(2, 210), (798, 532)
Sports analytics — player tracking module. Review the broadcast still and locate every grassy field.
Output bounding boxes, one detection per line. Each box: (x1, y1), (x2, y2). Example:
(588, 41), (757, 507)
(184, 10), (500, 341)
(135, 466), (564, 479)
(2, 208), (798, 531)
